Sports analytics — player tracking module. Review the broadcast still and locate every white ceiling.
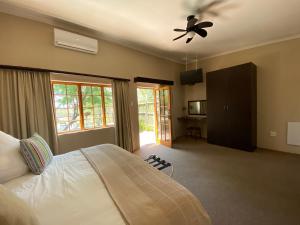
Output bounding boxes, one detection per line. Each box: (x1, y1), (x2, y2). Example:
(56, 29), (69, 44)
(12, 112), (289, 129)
(1, 0), (300, 63)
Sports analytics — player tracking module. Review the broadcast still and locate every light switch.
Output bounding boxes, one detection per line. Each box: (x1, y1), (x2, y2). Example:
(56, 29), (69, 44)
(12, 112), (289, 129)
(270, 131), (277, 137)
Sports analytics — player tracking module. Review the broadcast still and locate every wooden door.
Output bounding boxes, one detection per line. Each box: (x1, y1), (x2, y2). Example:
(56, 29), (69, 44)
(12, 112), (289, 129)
(155, 86), (172, 147)
(206, 69), (229, 146)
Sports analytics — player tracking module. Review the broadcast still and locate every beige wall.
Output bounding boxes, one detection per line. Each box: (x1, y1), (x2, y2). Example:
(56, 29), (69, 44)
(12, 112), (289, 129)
(0, 12), (185, 152)
(58, 128), (115, 154)
(185, 38), (300, 154)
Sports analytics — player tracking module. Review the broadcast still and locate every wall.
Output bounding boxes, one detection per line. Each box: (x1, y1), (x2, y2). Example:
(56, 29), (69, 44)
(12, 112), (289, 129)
(0, 12), (185, 153)
(185, 38), (300, 154)
(58, 127), (115, 154)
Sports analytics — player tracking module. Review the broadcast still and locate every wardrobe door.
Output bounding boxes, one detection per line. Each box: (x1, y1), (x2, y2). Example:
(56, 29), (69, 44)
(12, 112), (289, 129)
(227, 64), (253, 150)
(207, 70), (229, 146)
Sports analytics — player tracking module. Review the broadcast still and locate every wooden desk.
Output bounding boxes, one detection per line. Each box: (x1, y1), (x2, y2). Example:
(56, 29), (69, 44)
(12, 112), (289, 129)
(177, 116), (207, 138)
(177, 116), (207, 121)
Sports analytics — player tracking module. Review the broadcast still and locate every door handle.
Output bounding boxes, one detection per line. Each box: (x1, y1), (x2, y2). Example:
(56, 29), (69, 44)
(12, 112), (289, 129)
(224, 105), (229, 111)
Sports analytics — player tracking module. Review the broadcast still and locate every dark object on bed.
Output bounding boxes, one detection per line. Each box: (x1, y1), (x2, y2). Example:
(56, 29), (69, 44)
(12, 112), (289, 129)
(206, 62), (257, 151)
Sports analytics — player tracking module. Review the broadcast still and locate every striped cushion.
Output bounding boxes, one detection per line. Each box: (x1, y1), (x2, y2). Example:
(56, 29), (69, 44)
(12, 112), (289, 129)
(20, 133), (53, 175)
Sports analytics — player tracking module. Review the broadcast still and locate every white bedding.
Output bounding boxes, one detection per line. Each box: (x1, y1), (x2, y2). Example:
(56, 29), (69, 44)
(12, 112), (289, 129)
(4, 150), (125, 225)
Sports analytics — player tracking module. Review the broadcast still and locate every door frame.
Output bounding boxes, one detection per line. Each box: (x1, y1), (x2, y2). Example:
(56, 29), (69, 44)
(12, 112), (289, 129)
(137, 85), (173, 148)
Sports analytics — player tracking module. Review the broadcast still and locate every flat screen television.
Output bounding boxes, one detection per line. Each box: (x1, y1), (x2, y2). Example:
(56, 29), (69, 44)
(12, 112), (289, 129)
(180, 69), (203, 85)
(188, 100), (207, 115)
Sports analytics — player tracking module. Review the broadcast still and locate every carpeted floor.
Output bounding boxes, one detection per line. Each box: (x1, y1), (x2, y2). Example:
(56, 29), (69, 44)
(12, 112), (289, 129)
(135, 137), (300, 225)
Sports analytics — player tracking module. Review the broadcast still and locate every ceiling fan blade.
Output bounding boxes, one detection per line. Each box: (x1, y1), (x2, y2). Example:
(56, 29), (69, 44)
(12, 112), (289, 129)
(196, 0), (225, 14)
(196, 21), (213, 29)
(173, 33), (187, 41)
(195, 28), (208, 38)
(174, 28), (187, 32)
(186, 37), (194, 44)
(207, 11), (219, 17)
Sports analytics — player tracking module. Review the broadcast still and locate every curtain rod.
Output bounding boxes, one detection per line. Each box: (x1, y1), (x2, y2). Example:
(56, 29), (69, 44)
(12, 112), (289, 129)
(0, 65), (130, 82)
(134, 77), (174, 86)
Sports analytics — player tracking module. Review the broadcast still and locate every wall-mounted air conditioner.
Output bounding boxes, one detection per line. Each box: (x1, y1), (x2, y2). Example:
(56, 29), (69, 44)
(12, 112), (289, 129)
(54, 28), (98, 54)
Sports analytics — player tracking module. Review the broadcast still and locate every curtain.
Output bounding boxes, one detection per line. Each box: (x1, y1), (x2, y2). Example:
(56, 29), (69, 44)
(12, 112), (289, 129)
(112, 80), (134, 152)
(0, 69), (58, 154)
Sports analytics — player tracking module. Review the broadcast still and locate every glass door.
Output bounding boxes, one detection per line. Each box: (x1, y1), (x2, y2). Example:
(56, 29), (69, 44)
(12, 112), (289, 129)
(155, 86), (172, 147)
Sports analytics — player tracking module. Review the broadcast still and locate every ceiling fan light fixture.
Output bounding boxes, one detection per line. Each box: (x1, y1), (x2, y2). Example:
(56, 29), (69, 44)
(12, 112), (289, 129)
(187, 31), (196, 38)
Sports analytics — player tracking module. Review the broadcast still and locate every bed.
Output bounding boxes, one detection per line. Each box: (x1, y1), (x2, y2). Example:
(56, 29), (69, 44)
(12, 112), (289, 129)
(3, 143), (210, 225)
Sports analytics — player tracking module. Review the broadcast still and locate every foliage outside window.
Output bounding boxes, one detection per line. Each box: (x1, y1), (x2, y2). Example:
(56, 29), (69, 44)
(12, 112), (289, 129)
(52, 82), (114, 133)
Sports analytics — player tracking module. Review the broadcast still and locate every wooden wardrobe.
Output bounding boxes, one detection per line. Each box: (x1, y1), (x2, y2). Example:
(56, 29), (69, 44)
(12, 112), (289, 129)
(206, 62), (257, 151)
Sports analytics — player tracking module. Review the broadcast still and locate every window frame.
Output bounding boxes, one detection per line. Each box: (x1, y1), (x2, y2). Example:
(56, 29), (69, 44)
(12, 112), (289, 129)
(51, 81), (114, 134)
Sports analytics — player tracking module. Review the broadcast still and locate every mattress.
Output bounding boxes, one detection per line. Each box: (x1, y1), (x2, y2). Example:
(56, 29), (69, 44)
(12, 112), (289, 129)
(4, 150), (126, 225)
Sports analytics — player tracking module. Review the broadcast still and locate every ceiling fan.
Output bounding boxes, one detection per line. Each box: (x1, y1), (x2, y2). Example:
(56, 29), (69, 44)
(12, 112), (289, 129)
(173, 15), (213, 43)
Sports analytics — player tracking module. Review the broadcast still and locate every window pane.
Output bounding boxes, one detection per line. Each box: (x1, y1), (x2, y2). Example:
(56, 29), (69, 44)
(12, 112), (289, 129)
(53, 83), (80, 134)
(69, 121), (81, 131)
(55, 108), (68, 119)
(105, 106), (113, 114)
(83, 108), (93, 119)
(83, 96), (93, 108)
(93, 95), (102, 106)
(104, 87), (114, 125)
(56, 120), (69, 132)
(94, 117), (103, 128)
(94, 105), (102, 116)
(67, 96), (79, 108)
(82, 86), (92, 95)
(67, 85), (78, 95)
(84, 119), (94, 128)
(53, 84), (66, 95)
(106, 114), (114, 126)
(68, 107), (80, 121)
(82, 85), (104, 129)
(92, 86), (101, 95)
(83, 107), (94, 129)
(55, 95), (67, 108)
(104, 87), (113, 105)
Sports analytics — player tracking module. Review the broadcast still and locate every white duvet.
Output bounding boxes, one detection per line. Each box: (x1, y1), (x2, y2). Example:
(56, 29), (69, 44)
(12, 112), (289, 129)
(4, 150), (125, 225)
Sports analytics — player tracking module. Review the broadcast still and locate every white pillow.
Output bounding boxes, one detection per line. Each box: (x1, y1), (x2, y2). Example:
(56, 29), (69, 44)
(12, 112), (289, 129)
(0, 131), (28, 183)
(0, 185), (40, 225)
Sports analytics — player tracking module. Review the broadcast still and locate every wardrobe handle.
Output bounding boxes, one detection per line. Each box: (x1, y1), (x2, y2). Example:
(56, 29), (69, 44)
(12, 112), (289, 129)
(226, 105), (229, 111)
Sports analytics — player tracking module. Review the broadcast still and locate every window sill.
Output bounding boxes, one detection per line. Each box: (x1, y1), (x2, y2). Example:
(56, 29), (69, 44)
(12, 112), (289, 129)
(57, 126), (115, 136)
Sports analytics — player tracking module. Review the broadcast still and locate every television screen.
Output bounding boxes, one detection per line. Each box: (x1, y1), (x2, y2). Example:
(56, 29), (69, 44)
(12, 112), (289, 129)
(180, 69), (203, 85)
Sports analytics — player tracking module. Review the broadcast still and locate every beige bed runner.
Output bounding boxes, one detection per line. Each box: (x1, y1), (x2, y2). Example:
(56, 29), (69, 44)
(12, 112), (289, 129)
(81, 144), (210, 225)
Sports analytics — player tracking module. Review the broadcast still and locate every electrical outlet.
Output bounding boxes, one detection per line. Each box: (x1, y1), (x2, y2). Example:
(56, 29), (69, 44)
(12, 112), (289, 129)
(270, 131), (277, 137)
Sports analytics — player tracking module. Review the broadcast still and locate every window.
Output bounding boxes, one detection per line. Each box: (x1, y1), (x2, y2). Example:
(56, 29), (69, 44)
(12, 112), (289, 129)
(52, 82), (114, 133)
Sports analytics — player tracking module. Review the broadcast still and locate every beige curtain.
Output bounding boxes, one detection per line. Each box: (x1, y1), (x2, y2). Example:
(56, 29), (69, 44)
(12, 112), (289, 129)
(112, 80), (134, 152)
(0, 69), (58, 154)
